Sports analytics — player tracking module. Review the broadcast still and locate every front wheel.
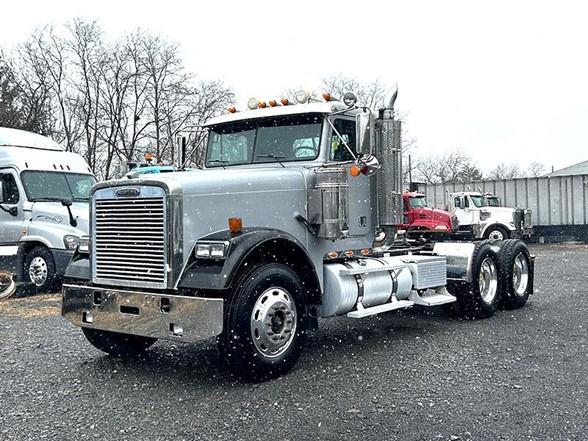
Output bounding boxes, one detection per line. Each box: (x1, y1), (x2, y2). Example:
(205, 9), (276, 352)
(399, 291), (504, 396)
(218, 263), (307, 381)
(82, 328), (157, 357)
(24, 246), (58, 293)
(484, 225), (510, 241)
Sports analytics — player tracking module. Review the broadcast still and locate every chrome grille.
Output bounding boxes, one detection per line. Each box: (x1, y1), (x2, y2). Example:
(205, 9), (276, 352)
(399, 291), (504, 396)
(93, 196), (167, 288)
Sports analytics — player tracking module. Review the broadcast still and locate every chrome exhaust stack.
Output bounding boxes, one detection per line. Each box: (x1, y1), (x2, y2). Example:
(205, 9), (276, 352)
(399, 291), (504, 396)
(375, 85), (402, 247)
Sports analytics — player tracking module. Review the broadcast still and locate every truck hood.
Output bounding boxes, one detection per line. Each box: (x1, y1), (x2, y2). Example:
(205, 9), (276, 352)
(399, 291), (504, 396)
(28, 201), (89, 236)
(415, 207), (453, 223)
(124, 166), (308, 198)
(482, 207), (515, 215)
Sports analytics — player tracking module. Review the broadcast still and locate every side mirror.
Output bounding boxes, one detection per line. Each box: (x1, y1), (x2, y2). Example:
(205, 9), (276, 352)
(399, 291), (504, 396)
(356, 111), (374, 155)
(0, 181), (4, 204)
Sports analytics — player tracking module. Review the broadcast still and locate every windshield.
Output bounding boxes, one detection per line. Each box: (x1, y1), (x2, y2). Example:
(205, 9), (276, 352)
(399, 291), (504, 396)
(470, 195), (487, 208)
(486, 197), (500, 207)
(21, 171), (96, 202)
(409, 196), (428, 208)
(206, 114), (322, 167)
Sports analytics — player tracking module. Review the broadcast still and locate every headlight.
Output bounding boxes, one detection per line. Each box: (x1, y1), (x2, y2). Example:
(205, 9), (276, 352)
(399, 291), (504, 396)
(63, 235), (80, 251)
(78, 236), (90, 254)
(195, 241), (229, 260)
(434, 225), (448, 230)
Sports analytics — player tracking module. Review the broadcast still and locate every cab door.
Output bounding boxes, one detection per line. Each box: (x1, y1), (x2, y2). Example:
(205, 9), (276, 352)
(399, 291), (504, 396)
(329, 118), (371, 237)
(0, 169), (25, 255)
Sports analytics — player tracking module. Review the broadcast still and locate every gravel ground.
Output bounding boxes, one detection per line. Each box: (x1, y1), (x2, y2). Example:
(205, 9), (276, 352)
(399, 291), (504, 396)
(0, 243), (586, 441)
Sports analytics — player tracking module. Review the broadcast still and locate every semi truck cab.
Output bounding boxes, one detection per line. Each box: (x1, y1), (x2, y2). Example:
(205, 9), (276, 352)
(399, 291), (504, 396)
(0, 128), (94, 296)
(448, 191), (532, 240)
(61, 87), (534, 379)
(399, 191), (458, 236)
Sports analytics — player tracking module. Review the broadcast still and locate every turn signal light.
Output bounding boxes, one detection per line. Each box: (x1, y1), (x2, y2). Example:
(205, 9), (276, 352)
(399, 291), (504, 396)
(229, 217), (243, 234)
(281, 98), (290, 106)
(350, 165), (361, 177)
(227, 106), (237, 113)
(269, 100), (278, 107)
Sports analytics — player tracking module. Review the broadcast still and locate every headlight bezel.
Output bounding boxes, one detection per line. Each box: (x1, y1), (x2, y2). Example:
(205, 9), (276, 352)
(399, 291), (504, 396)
(194, 241), (230, 260)
(63, 235), (80, 251)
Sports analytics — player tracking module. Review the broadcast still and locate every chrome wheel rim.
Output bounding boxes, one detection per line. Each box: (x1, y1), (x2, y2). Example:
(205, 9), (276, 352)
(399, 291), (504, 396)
(250, 287), (297, 358)
(512, 253), (529, 295)
(488, 229), (504, 241)
(479, 257), (498, 304)
(29, 256), (48, 287)
(0, 272), (16, 299)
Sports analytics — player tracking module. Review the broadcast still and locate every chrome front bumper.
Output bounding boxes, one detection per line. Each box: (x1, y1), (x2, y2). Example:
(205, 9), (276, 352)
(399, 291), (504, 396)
(62, 284), (224, 343)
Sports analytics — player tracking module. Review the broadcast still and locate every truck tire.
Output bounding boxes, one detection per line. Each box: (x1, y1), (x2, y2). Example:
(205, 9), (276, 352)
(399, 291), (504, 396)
(446, 240), (501, 319)
(23, 246), (59, 294)
(484, 225), (509, 241)
(82, 328), (156, 357)
(497, 239), (532, 309)
(218, 263), (307, 381)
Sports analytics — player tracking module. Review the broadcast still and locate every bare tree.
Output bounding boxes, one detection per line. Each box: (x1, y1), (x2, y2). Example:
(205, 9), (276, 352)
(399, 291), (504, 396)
(488, 163), (524, 180)
(413, 149), (483, 184)
(527, 161), (546, 177)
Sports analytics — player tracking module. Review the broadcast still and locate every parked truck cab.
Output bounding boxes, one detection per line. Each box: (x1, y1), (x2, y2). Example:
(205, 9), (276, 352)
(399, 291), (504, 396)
(399, 191), (458, 236)
(62, 87), (534, 379)
(448, 191), (532, 241)
(0, 128), (94, 296)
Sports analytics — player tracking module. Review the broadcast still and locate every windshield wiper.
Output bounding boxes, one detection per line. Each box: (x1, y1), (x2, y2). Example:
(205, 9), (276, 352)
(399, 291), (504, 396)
(30, 197), (78, 227)
(256, 154), (285, 167)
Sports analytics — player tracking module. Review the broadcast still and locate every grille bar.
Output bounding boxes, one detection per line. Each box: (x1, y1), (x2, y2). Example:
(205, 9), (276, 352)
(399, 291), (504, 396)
(93, 194), (167, 288)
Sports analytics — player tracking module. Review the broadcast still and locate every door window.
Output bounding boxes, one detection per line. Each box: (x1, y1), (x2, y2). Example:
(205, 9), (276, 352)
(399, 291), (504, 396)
(0, 173), (19, 204)
(330, 119), (356, 162)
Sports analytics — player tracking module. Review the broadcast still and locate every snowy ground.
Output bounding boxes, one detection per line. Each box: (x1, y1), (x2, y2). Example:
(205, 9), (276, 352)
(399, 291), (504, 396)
(0, 244), (586, 441)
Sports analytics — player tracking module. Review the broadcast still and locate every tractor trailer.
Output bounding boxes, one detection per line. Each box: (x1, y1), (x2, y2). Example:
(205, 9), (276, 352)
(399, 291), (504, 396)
(62, 87), (534, 379)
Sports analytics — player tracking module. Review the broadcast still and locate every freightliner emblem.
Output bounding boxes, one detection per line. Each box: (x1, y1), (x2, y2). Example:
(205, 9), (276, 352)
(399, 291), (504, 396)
(115, 187), (140, 197)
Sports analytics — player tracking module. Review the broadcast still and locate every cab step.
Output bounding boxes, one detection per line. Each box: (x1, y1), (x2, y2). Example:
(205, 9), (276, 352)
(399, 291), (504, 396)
(347, 297), (414, 318)
(408, 286), (456, 306)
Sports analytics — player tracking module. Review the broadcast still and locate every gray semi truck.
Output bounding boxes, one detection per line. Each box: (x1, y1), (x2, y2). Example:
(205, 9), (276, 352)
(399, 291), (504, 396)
(62, 87), (534, 379)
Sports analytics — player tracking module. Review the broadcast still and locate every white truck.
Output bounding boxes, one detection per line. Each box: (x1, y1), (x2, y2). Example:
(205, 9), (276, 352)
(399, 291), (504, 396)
(0, 128), (95, 298)
(448, 191), (532, 241)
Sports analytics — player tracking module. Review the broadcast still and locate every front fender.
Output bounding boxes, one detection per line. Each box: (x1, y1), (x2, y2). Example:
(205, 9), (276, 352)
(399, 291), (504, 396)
(178, 228), (318, 293)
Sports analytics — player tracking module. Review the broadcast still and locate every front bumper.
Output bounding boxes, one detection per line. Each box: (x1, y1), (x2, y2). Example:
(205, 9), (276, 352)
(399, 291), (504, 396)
(62, 284), (224, 343)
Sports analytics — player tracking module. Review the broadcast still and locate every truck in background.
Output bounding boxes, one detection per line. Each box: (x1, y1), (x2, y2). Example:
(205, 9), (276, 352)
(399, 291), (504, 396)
(62, 86), (534, 380)
(0, 128), (95, 296)
(398, 191), (458, 237)
(448, 191), (532, 240)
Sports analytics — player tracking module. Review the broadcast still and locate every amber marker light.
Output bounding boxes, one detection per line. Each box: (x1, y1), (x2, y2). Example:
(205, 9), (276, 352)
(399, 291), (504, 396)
(344, 250), (355, 258)
(350, 165), (361, 177)
(360, 248), (371, 256)
(228, 217), (243, 234)
(322, 92), (331, 101)
(327, 251), (338, 259)
(258, 101), (267, 109)
(227, 106), (237, 113)
(269, 100), (277, 107)
(280, 98), (290, 106)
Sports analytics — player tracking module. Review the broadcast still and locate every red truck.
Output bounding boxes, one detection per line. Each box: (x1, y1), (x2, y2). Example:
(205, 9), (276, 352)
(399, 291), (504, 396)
(399, 191), (458, 237)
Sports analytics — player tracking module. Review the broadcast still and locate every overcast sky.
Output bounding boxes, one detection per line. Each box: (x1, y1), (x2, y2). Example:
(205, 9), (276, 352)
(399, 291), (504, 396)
(2, 0), (587, 173)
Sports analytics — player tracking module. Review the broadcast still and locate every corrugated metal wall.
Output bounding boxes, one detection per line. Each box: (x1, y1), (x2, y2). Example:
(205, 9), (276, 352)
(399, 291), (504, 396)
(414, 174), (588, 227)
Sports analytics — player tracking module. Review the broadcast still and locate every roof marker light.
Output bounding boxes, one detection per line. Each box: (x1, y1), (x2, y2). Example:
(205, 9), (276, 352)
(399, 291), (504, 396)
(280, 98), (290, 106)
(227, 106), (237, 113)
(258, 101), (267, 109)
(322, 92), (331, 102)
(269, 100), (277, 107)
